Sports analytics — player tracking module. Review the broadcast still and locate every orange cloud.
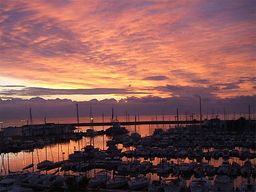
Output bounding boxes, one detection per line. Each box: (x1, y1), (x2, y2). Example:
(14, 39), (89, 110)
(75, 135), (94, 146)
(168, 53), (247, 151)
(0, 0), (255, 100)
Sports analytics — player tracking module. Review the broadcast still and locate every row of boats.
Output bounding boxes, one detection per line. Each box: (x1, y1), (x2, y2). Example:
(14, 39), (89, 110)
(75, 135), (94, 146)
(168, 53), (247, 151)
(1, 172), (255, 192)
(121, 146), (256, 161)
(27, 142), (255, 179)
(87, 172), (256, 192)
(0, 172), (85, 191)
(51, 148), (256, 179)
(108, 126), (256, 150)
(117, 159), (256, 179)
(1, 120), (256, 191)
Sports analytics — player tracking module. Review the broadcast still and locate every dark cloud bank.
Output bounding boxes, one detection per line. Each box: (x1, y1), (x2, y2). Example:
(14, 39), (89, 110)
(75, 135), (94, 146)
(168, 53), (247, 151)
(0, 87), (146, 96)
(0, 95), (255, 120)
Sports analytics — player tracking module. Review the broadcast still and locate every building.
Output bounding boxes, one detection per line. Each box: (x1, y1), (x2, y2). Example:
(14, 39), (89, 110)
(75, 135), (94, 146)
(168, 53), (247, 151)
(1, 127), (23, 137)
(22, 123), (76, 137)
(0, 123), (75, 137)
(203, 118), (225, 129)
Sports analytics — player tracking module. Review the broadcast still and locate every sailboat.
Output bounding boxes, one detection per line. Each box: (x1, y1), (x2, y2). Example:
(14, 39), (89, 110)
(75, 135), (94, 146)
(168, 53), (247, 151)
(106, 175), (128, 189)
(213, 175), (233, 192)
(22, 151), (34, 171)
(190, 178), (211, 192)
(128, 175), (149, 190)
(88, 171), (110, 188)
(22, 164), (34, 170)
(37, 146), (54, 170)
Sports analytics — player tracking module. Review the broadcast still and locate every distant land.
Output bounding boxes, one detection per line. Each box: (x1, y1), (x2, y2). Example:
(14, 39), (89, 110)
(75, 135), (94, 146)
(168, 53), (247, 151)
(0, 95), (255, 120)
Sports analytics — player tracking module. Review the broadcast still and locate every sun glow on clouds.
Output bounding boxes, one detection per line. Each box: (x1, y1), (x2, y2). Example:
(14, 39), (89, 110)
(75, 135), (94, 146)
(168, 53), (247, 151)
(0, 0), (255, 101)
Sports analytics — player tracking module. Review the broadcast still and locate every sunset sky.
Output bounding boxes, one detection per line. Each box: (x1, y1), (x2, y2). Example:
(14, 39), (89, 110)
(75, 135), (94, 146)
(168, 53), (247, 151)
(0, 0), (255, 102)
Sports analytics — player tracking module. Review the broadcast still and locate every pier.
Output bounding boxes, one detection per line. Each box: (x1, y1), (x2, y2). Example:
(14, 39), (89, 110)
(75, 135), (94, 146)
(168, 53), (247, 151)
(35, 119), (255, 127)
(54, 120), (203, 127)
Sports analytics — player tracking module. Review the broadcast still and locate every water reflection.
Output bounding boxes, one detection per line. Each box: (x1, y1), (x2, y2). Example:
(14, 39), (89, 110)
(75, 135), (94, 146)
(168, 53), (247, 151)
(2, 123), (153, 174)
(1, 116), (256, 190)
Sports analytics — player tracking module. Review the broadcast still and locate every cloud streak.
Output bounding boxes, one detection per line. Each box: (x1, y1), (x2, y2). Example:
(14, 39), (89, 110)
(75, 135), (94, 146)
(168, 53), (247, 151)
(0, 87), (147, 96)
(0, 0), (255, 100)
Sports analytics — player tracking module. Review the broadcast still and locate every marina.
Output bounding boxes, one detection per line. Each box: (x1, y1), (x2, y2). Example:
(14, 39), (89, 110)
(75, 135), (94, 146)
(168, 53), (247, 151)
(0, 0), (255, 191)
(0, 115), (255, 191)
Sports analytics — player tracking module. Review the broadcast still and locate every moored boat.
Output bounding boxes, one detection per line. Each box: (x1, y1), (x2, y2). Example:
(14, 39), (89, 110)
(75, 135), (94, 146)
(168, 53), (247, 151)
(106, 175), (128, 189)
(190, 178), (211, 192)
(213, 175), (233, 192)
(129, 175), (149, 190)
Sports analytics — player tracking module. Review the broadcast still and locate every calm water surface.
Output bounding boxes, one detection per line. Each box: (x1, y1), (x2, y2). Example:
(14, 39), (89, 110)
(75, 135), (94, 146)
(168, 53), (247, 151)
(1, 115), (255, 188)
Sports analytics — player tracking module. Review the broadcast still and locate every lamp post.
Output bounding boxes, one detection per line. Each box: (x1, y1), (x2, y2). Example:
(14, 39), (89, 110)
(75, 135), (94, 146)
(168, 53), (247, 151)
(196, 95), (202, 128)
(20, 119), (26, 126)
(0, 121), (3, 130)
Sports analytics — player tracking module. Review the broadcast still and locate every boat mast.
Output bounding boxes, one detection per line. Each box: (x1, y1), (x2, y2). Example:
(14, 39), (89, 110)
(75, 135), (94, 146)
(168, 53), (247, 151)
(176, 108), (179, 127)
(248, 104), (251, 121)
(135, 115), (137, 133)
(90, 105), (94, 146)
(248, 104), (251, 129)
(32, 150), (34, 172)
(36, 149), (40, 164)
(29, 108), (33, 125)
(45, 146), (48, 161)
(76, 103), (81, 150)
(111, 107), (114, 122)
(76, 103), (80, 124)
(7, 153), (10, 174)
(102, 113), (105, 150)
(199, 96), (202, 127)
(58, 143), (60, 162)
(44, 116), (47, 124)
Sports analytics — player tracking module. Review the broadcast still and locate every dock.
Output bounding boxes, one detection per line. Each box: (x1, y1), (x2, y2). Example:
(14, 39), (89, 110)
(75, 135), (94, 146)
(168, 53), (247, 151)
(58, 120), (202, 127)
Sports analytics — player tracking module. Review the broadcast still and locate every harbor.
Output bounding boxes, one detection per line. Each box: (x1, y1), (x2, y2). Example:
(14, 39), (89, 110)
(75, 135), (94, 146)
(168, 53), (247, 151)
(0, 0), (255, 191)
(0, 115), (255, 191)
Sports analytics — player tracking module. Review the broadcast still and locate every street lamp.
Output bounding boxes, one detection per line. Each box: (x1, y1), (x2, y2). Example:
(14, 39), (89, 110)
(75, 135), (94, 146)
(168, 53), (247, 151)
(0, 121), (3, 130)
(20, 119), (26, 126)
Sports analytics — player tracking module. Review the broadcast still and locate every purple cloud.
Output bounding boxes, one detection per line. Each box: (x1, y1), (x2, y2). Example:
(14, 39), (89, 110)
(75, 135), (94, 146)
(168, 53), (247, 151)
(0, 87), (148, 96)
(143, 75), (169, 81)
